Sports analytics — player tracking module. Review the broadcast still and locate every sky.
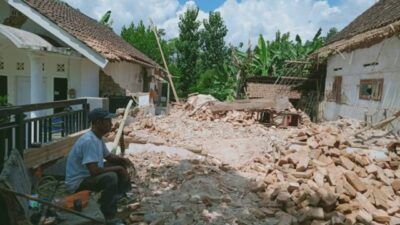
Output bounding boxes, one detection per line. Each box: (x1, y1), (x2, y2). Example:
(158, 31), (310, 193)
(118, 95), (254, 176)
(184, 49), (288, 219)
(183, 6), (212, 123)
(64, 0), (376, 46)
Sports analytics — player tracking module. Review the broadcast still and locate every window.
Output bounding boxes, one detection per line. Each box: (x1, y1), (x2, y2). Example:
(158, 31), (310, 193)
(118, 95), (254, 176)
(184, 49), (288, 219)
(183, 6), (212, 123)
(16, 62), (24, 71)
(0, 61), (4, 70)
(333, 67), (342, 71)
(359, 79), (383, 101)
(363, 62), (379, 67)
(57, 64), (65, 72)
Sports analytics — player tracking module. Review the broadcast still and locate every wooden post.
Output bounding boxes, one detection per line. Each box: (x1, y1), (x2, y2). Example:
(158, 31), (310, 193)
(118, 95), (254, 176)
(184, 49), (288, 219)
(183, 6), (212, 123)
(83, 103), (90, 128)
(167, 82), (170, 108)
(15, 113), (25, 156)
(149, 18), (180, 104)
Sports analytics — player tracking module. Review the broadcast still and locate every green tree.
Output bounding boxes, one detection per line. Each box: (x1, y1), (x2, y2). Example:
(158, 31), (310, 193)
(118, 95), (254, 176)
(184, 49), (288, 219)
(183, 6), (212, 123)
(325, 27), (338, 42)
(121, 20), (171, 66)
(176, 7), (201, 96)
(192, 11), (233, 100)
(251, 34), (272, 76)
(200, 11), (228, 71)
(249, 29), (325, 77)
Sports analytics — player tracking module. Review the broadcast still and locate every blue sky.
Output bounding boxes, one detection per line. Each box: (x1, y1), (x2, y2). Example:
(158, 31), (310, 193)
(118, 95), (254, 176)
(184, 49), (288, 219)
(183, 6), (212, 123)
(178, 0), (226, 12)
(179, 0), (343, 12)
(64, 0), (376, 45)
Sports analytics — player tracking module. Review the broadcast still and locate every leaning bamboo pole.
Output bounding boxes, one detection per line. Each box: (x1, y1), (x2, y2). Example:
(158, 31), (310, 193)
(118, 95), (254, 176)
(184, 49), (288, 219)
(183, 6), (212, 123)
(149, 18), (180, 104)
(111, 99), (134, 154)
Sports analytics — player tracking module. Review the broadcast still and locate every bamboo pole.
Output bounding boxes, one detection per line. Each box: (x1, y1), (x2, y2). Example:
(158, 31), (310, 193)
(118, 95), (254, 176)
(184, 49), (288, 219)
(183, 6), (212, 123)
(112, 99), (134, 154)
(0, 187), (105, 224)
(149, 18), (180, 104)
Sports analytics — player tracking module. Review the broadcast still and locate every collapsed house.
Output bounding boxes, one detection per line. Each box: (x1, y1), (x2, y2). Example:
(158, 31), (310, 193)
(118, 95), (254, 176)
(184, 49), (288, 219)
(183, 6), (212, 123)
(245, 76), (302, 103)
(314, 0), (400, 128)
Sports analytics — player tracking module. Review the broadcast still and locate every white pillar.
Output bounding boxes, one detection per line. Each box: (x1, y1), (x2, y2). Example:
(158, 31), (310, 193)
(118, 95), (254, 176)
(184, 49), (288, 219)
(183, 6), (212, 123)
(28, 53), (45, 118)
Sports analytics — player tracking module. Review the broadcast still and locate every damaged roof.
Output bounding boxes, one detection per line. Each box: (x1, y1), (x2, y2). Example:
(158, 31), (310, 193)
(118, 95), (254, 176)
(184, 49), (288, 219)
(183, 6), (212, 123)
(22, 0), (159, 67)
(314, 0), (400, 58)
(328, 0), (400, 44)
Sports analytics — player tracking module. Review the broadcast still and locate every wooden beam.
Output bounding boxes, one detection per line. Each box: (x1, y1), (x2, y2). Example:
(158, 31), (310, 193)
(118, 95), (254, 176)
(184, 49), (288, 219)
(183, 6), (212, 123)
(210, 98), (292, 113)
(24, 129), (88, 168)
(355, 110), (400, 136)
(0, 99), (87, 116)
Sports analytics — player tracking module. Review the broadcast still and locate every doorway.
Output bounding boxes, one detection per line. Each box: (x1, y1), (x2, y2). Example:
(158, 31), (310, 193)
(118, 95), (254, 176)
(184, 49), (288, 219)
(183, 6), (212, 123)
(0, 75), (7, 100)
(54, 78), (68, 101)
(54, 78), (68, 113)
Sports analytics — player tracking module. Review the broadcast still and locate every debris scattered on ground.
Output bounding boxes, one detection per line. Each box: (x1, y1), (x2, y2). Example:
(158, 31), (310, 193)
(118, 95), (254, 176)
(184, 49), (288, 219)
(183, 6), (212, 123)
(107, 95), (400, 225)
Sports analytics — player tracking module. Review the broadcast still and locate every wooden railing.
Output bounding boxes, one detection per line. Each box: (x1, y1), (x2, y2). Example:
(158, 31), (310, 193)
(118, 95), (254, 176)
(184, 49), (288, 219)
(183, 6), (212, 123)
(0, 99), (90, 171)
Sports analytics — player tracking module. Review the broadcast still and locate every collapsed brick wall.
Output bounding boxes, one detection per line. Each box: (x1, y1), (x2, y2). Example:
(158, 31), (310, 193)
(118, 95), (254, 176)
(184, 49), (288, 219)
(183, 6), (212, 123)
(99, 70), (125, 97)
(246, 82), (301, 99)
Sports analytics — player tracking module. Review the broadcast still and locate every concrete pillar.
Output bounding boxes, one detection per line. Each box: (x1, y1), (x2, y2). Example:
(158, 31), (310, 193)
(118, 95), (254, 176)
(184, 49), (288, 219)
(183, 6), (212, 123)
(28, 53), (45, 104)
(28, 53), (45, 118)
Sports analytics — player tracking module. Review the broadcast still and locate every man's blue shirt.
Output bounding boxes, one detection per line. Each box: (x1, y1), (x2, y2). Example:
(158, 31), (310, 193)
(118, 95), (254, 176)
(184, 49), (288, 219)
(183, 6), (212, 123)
(65, 130), (110, 192)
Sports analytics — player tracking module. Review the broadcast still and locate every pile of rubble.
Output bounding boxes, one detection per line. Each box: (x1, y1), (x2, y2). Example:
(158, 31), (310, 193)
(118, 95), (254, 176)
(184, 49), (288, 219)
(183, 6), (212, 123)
(108, 105), (282, 158)
(238, 119), (400, 225)
(183, 94), (256, 125)
(109, 97), (400, 225)
(182, 94), (309, 126)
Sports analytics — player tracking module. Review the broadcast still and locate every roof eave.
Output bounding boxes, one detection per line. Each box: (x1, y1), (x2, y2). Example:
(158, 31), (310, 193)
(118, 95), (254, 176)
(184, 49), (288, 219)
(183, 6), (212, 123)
(8, 0), (109, 68)
(312, 20), (400, 59)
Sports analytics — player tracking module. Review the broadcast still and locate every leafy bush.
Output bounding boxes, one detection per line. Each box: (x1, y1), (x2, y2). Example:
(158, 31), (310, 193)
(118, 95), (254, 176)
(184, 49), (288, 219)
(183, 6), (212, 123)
(195, 69), (236, 101)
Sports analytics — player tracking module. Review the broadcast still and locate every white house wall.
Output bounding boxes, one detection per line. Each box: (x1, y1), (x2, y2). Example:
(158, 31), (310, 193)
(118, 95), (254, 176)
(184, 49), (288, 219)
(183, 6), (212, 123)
(323, 36), (400, 127)
(68, 58), (82, 98)
(0, 37), (94, 105)
(103, 61), (144, 93)
(80, 58), (99, 97)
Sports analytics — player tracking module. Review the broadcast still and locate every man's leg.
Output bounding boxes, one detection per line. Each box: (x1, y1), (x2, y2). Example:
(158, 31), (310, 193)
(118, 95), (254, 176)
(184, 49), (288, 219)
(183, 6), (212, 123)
(104, 162), (132, 197)
(77, 172), (119, 219)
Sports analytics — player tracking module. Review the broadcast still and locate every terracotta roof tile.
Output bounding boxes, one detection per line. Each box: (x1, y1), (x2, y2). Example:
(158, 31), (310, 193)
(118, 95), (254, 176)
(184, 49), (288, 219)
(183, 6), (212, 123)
(23, 0), (158, 67)
(328, 0), (400, 44)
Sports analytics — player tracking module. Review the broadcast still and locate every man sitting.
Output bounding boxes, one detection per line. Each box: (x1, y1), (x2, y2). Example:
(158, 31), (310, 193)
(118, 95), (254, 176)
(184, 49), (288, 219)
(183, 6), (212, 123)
(65, 108), (133, 225)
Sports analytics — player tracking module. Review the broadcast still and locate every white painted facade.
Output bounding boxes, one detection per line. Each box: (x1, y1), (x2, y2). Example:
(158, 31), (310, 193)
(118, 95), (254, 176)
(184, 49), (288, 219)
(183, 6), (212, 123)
(0, 32), (88, 105)
(322, 36), (400, 127)
(0, 0), (160, 110)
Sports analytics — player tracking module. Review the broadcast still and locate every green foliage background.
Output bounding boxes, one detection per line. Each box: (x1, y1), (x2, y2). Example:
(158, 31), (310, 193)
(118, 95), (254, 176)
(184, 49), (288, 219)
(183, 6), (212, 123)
(120, 8), (337, 101)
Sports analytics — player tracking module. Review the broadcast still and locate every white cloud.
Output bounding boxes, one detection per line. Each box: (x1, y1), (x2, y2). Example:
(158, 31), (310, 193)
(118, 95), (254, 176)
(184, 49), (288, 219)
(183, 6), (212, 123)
(63, 0), (376, 45)
(158, 1), (209, 40)
(64, 0), (180, 31)
(216, 0), (375, 46)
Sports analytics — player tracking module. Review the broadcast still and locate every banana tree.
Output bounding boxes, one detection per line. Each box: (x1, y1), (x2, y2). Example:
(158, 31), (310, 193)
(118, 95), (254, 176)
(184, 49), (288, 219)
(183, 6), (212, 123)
(251, 34), (272, 76)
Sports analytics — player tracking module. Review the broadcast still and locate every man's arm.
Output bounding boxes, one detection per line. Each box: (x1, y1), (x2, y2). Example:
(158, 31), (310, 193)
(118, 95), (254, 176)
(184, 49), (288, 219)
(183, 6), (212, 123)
(86, 162), (128, 179)
(105, 154), (133, 168)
